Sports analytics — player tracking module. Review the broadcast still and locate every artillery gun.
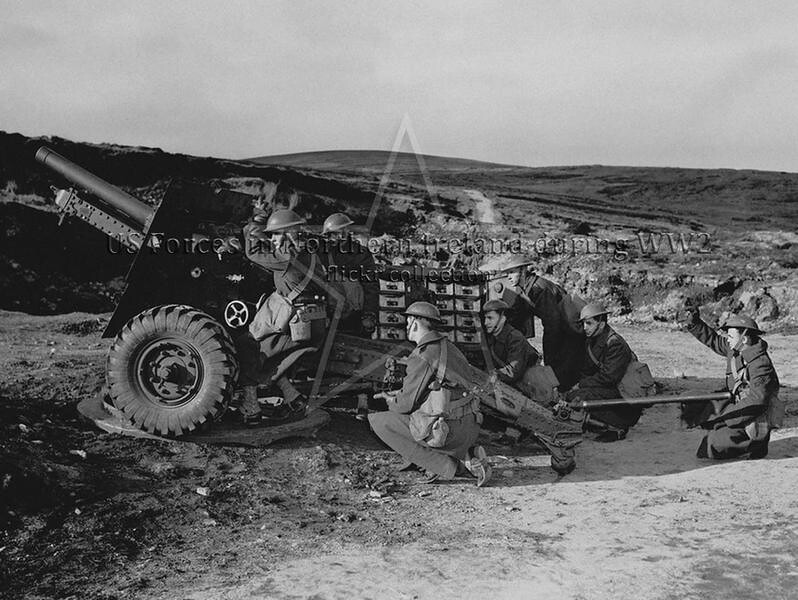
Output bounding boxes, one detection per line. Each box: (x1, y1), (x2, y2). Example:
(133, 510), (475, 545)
(35, 146), (579, 451)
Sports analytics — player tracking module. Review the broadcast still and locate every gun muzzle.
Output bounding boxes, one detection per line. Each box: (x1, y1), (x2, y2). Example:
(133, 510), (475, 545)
(35, 146), (153, 230)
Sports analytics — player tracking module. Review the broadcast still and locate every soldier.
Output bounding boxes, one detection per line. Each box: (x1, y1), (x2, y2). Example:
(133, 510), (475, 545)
(492, 257), (585, 389)
(493, 257), (535, 338)
(237, 207), (328, 423)
(368, 302), (491, 487)
(685, 310), (781, 459)
(482, 299), (540, 392)
(321, 212), (378, 336)
(566, 302), (641, 442)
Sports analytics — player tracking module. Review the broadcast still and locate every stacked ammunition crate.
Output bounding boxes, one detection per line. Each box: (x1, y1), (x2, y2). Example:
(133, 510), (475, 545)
(427, 279), (484, 365)
(375, 269), (487, 368)
(377, 278), (408, 341)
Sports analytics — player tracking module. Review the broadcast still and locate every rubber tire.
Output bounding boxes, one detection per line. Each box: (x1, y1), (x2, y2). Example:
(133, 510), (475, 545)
(106, 304), (239, 436)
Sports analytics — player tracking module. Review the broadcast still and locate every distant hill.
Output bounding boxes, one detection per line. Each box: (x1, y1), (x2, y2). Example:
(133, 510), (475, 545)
(246, 150), (519, 173)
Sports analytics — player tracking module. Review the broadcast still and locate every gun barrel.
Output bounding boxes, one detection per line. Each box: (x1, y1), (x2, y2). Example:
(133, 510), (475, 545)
(571, 391), (731, 410)
(35, 146), (153, 230)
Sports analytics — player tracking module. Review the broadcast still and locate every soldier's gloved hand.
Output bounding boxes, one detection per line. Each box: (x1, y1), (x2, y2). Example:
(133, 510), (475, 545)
(243, 222), (269, 243)
(682, 298), (701, 324)
(488, 371), (498, 386)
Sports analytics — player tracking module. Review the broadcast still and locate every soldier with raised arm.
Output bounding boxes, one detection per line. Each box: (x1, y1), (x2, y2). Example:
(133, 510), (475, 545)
(685, 308), (781, 459)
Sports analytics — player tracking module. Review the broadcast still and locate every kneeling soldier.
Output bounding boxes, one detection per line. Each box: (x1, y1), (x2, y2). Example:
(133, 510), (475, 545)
(686, 310), (781, 459)
(567, 302), (642, 442)
(368, 302), (491, 486)
(483, 299), (541, 392)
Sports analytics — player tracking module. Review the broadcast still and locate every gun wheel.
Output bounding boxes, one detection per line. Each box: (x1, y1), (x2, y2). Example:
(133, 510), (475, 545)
(106, 304), (239, 436)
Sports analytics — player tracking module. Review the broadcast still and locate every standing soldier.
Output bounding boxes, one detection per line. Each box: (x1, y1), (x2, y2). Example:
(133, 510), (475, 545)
(685, 310), (781, 459)
(567, 303), (641, 442)
(368, 302), (491, 487)
(493, 257), (535, 338)
(321, 212), (378, 336)
(237, 207), (328, 423)
(491, 257), (585, 390)
(482, 299), (540, 392)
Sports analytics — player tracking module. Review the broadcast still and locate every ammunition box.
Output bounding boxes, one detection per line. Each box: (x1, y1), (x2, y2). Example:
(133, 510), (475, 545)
(434, 297), (455, 312)
(378, 310), (406, 326)
(455, 313), (479, 329)
(427, 281), (454, 296)
(379, 295), (406, 309)
(455, 298), (480, 312)
(454, 283), (481, 298)
(379, 280), (406, 293)
(378, 326), (406, 341)
(438, 312), (455, 328)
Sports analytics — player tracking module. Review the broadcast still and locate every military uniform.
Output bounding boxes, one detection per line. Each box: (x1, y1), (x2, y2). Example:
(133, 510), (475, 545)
(522, 275), (586, 390)
(569, 325), (641, 429)
(368, 331), (482, 479)
(239, 221), (327, 392)
(687, 318), (780, 458)
(324, 234), (379, 334)
(486, 321), (540, 388)
(500, 283), (535, 338)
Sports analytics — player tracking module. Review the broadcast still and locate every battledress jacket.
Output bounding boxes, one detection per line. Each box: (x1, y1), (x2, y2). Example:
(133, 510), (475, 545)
(389, 331), (478, 415)
(578, 325), (632, 392)
(520, 274), (586, 389)
(687, 318), (779, 428)
(324, 236), (379, 316)
(241, 223), (327, 367)
(243, 223), (326, 298)
(500, 284), (535, 338)
(487, 322), (540, 386)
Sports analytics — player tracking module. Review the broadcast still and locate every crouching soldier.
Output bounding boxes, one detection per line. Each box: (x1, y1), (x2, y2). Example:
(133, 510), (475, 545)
(483, 299), (541, 393)
(686, 311), (781, 459)
(566, 303), (642, 442)
(368, 302), (492, 487)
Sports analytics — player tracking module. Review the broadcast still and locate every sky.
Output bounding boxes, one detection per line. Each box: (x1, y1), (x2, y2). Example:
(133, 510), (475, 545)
(1, 1), (797, 171)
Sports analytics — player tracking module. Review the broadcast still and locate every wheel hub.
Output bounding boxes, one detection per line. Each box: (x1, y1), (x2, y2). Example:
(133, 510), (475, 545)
(136, 338), (203, 406)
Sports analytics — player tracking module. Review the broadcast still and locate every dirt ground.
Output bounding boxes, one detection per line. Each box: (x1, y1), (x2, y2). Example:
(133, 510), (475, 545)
(1, 310), (797, 600)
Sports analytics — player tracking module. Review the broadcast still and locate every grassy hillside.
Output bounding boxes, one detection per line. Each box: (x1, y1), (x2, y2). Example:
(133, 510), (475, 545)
(1, 130), (797, 330)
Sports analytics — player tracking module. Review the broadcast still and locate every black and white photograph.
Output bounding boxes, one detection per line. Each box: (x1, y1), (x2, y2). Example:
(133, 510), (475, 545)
(1, 2), (797, 598)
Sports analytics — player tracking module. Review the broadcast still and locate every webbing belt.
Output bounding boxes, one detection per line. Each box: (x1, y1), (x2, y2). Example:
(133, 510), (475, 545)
(420, 340), (481, 419)
(285, 254), (318, 304)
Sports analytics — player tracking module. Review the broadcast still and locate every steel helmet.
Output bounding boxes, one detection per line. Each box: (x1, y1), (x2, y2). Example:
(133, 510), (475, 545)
(263, 209), (306, 233)
(579, 302), (610, 321)
(483, 299), (509, 313)
(497, 255), (536, 273)
(322, 213), (354, 234)
(404, 301), (442, 323)
(720, 314), (765, 335)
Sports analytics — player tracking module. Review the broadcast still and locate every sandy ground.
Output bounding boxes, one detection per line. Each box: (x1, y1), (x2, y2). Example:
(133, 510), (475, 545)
(185, 325), (798, 600)
(1, 313), (797, 600)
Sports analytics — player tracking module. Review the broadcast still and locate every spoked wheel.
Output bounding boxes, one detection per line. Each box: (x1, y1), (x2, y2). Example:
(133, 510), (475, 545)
(106, 304), (239, 436)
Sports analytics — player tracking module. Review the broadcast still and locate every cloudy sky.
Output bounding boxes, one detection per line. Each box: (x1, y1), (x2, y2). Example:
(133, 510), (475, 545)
(2, 1), (797, 170)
